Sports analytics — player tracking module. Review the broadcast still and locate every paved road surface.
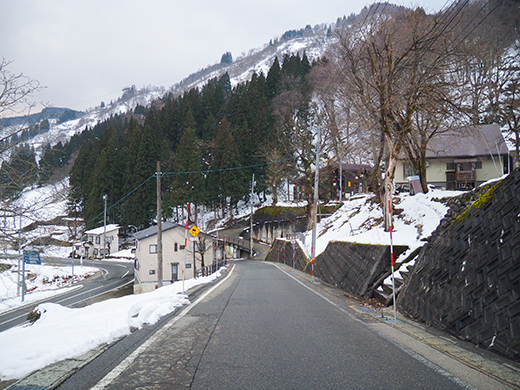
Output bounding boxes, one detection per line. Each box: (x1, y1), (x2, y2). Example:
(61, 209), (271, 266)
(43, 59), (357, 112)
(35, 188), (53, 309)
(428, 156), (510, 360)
(52, 260), (515, 390)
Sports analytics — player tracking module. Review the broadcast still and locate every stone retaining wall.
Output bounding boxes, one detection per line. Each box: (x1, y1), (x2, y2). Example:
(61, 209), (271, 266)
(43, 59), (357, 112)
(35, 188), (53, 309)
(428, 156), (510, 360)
(398, 169), (520, 361)
(265, 239), (407, 298)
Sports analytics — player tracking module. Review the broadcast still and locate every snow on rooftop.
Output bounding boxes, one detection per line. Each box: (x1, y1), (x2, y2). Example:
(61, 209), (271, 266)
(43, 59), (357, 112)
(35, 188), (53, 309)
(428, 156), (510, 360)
(84, 224), (120, 235)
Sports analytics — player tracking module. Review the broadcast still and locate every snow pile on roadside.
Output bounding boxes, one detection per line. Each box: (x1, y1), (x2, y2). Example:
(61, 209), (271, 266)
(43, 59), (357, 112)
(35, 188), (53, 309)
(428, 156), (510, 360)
(0, 261), (97, 314)
(0, 269), (225, 380)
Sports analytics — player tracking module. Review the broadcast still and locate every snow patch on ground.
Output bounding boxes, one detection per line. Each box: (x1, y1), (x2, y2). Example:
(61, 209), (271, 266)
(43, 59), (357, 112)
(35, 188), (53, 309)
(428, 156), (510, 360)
(0, 268), (225, 380)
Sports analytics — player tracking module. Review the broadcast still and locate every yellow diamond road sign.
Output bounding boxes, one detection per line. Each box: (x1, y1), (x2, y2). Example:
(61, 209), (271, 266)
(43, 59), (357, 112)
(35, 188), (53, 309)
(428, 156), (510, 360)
(189, 225), (200, 237)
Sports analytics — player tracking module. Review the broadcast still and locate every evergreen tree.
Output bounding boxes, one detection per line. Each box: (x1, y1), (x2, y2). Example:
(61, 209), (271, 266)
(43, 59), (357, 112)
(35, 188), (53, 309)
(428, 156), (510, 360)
(266, 57), (282, 98)
(84, 127), (126, 227)
(220, 52), (233, 64)
(124, 123), (159, 229)
(209, 118), (246, 216)
(0, 145), (38, 199)
(167, 125), (204, 216)
(69, 140), (96, 213)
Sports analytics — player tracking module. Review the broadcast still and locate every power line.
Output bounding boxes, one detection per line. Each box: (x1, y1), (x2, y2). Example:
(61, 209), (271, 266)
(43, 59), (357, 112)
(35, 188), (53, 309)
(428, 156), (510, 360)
(85, 154), (302, 226)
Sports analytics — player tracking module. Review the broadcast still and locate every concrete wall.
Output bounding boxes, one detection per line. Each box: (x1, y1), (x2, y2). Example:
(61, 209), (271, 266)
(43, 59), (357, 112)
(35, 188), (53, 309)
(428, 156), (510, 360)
(398, 169), (520, 360)
(253, 218), (307, 245)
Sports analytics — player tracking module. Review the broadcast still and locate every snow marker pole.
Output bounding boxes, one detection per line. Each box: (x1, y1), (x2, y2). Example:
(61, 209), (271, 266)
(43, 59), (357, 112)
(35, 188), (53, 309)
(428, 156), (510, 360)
(389, 199), (397, 324)
(21, 257), (25, 302)
(216, 227), (219, 270)
(292, 240), (295, 270)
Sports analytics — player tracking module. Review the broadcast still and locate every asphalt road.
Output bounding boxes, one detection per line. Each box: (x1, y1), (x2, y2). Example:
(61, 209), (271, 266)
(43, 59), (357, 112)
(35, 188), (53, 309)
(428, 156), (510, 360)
(53, 260), (508, 390)
(0, 257), (134, 333)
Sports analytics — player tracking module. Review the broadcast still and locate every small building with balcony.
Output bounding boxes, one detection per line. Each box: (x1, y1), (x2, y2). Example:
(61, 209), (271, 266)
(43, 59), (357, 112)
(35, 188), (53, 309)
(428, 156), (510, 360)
(395, 124), (512, 191)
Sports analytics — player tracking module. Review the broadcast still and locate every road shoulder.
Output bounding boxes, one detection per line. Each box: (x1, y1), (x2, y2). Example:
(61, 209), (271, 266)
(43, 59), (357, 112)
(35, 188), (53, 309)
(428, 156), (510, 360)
(271, 262), (520, 390)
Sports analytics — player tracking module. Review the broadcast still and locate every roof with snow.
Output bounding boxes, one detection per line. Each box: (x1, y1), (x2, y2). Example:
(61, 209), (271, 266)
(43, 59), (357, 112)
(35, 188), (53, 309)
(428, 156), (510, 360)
(84, 224), (120, 236)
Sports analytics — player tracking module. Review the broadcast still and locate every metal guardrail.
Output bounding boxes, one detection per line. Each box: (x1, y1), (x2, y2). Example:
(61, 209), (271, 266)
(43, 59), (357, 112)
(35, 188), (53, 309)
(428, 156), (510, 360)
(196, 259), (228, 278)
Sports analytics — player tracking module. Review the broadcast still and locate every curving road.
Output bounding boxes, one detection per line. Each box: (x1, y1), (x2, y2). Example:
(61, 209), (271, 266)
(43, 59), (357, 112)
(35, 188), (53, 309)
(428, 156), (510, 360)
(0, 257), (134, 333)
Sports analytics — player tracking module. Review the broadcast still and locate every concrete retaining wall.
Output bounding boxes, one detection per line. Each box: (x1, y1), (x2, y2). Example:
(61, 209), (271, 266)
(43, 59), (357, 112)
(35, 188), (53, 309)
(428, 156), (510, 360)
(253, 218), (307, 245)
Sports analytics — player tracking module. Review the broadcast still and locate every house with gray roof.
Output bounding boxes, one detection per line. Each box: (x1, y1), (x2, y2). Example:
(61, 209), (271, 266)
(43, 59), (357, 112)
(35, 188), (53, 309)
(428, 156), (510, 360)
(396, 124), (512, 191)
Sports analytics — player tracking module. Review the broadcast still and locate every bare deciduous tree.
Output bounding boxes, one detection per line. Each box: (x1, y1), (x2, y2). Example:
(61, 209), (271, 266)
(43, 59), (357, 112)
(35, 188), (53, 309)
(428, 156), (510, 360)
(331, 7), (454, 230)
(0, 58), (44, 246)
(272, 83), (320, 230)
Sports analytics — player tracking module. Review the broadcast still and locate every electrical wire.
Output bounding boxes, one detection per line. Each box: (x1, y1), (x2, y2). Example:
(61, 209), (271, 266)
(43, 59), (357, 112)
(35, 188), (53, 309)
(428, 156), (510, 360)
(85, 154), (302, 226)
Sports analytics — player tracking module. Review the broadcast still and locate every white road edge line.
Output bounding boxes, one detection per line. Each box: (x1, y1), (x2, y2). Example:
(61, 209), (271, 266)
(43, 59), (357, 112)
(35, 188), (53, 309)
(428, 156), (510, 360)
(90, 264), (235, 390)
(273, 263), (476, 390)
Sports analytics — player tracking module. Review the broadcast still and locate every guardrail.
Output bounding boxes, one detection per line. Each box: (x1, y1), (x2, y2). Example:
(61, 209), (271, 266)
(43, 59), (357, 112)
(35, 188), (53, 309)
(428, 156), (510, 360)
(196, 259), (228, 278)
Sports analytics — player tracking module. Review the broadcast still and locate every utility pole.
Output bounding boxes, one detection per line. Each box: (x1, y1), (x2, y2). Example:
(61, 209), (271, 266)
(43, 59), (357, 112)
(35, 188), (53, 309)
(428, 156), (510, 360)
(156, 161), (163, 288)
(311, 126), (321, 283)
(389, 199), (397, 324)
(103, 194), (107, 259)
(250, 173), (255, 259)
(182, 203), (189, 294)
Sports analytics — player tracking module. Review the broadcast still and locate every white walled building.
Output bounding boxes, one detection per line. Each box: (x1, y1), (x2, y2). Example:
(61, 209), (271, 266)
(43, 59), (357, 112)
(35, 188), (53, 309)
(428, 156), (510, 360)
(133, 221), (216, 294)
(83, 224), (120, 258)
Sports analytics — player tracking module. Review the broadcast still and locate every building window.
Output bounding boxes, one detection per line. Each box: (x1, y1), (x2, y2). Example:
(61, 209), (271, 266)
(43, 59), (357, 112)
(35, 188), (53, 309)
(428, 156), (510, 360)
(476, 161), (482, 169)
(174, 243), (178, 252)
(403, 164), (415, 177)
(149, 269), (156, 275)
(447, 162), (455, 171)
(180, 245), (186, 250)
(94, 248), (98, 256)
(149, 244), (158, 254)
(95, 236), (100, 244)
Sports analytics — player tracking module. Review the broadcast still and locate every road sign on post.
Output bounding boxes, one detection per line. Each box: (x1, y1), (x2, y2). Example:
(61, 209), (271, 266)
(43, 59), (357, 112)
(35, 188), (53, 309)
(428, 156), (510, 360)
(23, 250), (41, 265)
(189, 225), (200, 238)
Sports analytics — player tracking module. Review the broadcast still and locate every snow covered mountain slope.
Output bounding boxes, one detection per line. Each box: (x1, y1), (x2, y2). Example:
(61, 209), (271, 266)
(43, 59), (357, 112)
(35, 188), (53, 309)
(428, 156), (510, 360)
(3, 23), (334, 157)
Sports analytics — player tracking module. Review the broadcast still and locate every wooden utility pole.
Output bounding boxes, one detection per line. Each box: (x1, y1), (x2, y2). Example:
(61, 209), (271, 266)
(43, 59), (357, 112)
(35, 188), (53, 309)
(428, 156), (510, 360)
(157, 161), (163, 288)
(250, 173), (255, 258)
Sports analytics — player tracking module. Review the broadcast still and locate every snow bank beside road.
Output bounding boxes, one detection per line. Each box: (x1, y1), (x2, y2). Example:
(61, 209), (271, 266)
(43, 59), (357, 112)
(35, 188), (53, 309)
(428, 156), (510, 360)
(0, 269), (225, 380)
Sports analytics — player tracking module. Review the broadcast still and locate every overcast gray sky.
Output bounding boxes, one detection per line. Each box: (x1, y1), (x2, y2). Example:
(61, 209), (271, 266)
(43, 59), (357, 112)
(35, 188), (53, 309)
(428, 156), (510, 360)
(1, 0), (449, 114)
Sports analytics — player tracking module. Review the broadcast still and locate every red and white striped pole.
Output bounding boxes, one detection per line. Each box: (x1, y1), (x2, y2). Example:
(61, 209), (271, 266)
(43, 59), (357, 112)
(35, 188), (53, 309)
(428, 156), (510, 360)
(216, 227), (219, 270)
(389, 199), (397, 324)
(292, 240), (295, 269)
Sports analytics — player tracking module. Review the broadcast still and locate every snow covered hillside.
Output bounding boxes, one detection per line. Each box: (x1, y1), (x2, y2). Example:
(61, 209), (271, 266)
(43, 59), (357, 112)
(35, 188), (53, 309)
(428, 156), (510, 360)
(2, 23), (333, 162)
